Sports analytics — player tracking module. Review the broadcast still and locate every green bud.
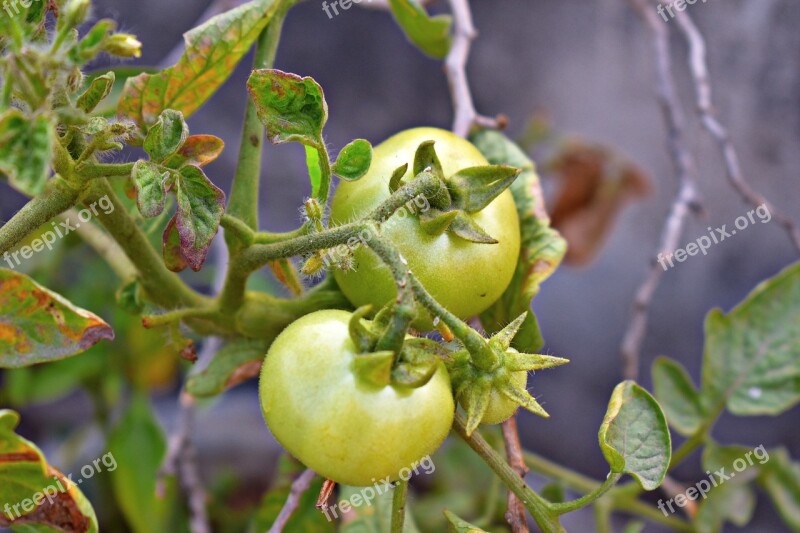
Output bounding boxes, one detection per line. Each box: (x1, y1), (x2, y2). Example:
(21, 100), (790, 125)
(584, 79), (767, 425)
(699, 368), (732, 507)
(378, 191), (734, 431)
(65, 0), (91, 27)
(103, 33), (142, 58)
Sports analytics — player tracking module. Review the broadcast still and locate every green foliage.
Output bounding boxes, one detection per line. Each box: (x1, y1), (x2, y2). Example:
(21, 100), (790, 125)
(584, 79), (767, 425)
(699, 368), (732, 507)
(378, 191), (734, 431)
(388, 0), (452, 59)
(598, 381), (671, 491)
(0, 269), (114, 367)
(186, 338), (270, 398)
(652, 356), (705, 436)
(333, 139), (373, 181)
(0, 110), (53, 196)
(119, 0), (287, 125)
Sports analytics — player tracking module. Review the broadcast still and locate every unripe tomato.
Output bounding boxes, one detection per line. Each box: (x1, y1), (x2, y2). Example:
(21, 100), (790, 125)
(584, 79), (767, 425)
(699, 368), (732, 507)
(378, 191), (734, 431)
(330, 127), (520, 329)
(259, 310), (455, 486)
(463, 370), (528, 425)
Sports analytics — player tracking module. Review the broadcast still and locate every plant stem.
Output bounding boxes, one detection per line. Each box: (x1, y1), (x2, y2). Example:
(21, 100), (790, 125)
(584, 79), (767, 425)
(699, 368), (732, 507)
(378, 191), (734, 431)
(71, 213), (137, 280)
(0, 178), (79, 254)
(453, 413), (564, 533)
(226, 8), (287, 233)
(550, 473), (621, 515)
(82, 179), (207, 309)
(79, 162), (135, 179)
(390, 479), (408, 533)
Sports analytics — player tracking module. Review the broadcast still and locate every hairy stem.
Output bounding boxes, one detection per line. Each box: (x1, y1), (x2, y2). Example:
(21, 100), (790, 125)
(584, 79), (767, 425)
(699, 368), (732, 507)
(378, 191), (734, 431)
(453, 413), (564, 533)
(390, 479), (408, 533)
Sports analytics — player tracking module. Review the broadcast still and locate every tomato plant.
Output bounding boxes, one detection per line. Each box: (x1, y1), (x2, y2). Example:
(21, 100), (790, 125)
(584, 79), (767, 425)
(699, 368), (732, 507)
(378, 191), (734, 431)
(0, 1), (798, 532)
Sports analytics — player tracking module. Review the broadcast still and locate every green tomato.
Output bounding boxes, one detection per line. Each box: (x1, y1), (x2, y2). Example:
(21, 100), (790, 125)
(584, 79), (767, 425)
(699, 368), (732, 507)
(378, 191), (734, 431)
(259, 310), (455, 486)
(462, 370), (528, 426)
(330, 127), (520, 330)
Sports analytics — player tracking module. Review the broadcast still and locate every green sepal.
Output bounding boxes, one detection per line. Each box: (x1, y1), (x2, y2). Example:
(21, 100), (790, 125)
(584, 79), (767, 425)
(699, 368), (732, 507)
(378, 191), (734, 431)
(349, 305), (376, 352)
(461, 379), (492, 436)
(450, 211), (498, 244)
(388, 163), (409, 193)
(353, 350), (395, 387)
(413, 139), (444, 180)
(505, 352), (569, 372)
(498, 378), (549, 418)
(391, 338), (446, 388)
(490, 312), (528, 350)
(448, 165), (520, 213)
(420, 208), (459, 236)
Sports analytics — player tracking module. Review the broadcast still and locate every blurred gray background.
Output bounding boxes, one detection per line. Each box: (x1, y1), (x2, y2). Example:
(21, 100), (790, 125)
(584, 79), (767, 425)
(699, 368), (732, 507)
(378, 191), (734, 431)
(2, 0), (799, 531)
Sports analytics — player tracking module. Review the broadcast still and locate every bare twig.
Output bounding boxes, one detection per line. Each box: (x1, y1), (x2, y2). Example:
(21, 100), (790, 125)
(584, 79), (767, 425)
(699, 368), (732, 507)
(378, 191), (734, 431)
(158, 391), (211, 533)
(268, 469), (317, 533)
(673, 10), (800, 253)
(501, 417), (531, 533)
(444, 0), (504, 136)
(620, 0), (702, 381)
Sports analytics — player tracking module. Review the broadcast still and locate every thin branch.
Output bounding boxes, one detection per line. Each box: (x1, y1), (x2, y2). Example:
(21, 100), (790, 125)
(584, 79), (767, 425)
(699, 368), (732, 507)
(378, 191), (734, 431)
(501, 417), (530, 533)
(158, 392), (211, 533)
(444, 0), (504, 136)
(673, 9), (800, 253)
(620, 0), (702, 381)
(72, 214), (137, 280)
(267, 469), (317, 533)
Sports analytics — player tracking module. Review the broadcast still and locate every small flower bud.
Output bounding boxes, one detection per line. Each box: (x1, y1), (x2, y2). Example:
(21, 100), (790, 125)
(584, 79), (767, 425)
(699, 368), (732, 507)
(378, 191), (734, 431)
(65, 0), (91, 27)
(103, 34), (142, 58)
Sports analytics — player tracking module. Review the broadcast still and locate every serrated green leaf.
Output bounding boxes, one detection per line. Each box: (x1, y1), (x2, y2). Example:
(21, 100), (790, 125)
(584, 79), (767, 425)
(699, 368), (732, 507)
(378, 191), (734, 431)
(132, 160), (170, 217)
(473, 130), (566, 353)
(652, 356), (705, 436)
(701, 262), (800, 416)
(598, 381), (670, 491)
(443, 509), (488, 532)
(0, 270), (115, 368)
(118, 0), (285, 125)
(143, 110), (188, 162)
(174, 165), (225, 271)
(388, 0), (452, 59)
(0, 110), (53, 196)
(758, 448), (800, 531)
(333, 139), (372, 181)
(76, 71), (115, 113)
(0, 410), (98, 532)
(186, 338), (269, 398)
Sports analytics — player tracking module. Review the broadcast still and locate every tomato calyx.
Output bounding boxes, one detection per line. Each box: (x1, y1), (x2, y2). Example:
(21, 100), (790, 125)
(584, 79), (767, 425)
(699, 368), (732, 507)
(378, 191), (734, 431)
(347, 305), (447, 388)
(394, 140), (521, 244)
(447, 312), (570, 435)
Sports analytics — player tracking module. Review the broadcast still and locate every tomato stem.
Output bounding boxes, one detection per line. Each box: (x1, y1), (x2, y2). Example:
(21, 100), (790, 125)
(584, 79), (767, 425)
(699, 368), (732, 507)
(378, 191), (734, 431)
(390, 479), (408, 533)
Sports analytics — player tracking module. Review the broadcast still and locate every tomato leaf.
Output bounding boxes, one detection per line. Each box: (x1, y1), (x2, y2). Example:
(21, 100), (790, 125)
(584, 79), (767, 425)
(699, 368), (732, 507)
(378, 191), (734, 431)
(143, 109), (189, 162)
(758, 448), (800, 531)
(651, 356), (705, 436)
(333, 139), (373, 181)
(305, 144), (323, 197)
(0, 270), (114, 368)
(0, 410), (99, 532)
(165, 134), (225, 168)
(247, 69), (328, 148)
(701, 262), (800, 416)
(472, 130), (566, 352)
(77, 71), (115, 113)
(132, 160), (170, 217)
(0, 109), (53, 196)
(598, 381), (671, 491)
(118, 0), (286, 125)
(174, 165), (226, 271)
(388, 0), (452, 59)
(186, 338), (269, 398)
(108, 395), (179, 533)
(162, 216), (189, 273)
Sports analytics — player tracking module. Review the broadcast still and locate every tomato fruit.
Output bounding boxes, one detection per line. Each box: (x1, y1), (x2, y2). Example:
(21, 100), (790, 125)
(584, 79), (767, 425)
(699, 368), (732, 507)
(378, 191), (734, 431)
(259, 310), (455, 486)
(462, 370), (528, 425)
(330, 127), (520, 329)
